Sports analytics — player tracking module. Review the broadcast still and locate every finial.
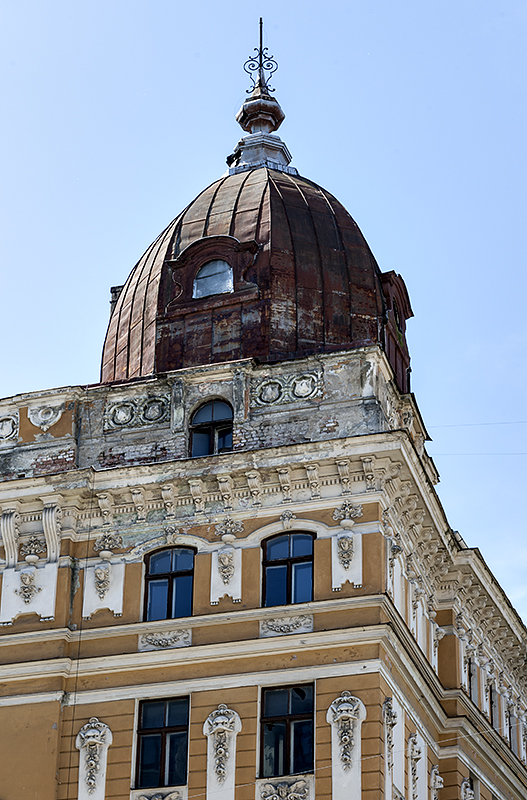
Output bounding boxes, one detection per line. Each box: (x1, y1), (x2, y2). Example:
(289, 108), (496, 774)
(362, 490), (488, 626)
(243, 18), (278, 96)
(227, 21), (296, 176)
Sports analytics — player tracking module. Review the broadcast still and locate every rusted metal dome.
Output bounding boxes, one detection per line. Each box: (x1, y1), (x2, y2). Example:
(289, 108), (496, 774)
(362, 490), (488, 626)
(101, 167), (413, 391)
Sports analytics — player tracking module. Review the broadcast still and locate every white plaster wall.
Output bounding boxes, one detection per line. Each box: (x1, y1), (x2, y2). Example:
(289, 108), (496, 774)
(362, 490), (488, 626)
(0, 562), (58, 623)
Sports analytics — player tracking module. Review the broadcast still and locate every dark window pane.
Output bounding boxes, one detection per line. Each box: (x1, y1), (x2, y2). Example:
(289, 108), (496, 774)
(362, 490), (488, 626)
(217, 427), (233, 453)
(173, 548), (194, 573)
(291, 719), (314, 773)
(138, 734), (162, 788)
(166, 731), (188, 786)
(192, 429), (211, 457)
(263, 721), (286, 777)
(141, 701), (166, 729)
(291, 685), (313, 715)
(266, 536), (290, 561)
(265, 564), (288, 607)
(173, 574), (193, 618)
(166, 698), (189, 728)
(212, 401), (233, 421)
(149, 551), (172, 575)
(264, 688), (289, 718)
(292, 562), (312, 604)
(147, 579), (169, 621)
(192, 403), (213, 424)
(291, 534), (313, 558)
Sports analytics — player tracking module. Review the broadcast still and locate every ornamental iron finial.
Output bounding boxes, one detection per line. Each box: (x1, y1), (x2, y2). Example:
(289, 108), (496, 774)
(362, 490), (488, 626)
(243, 18), (278, 96)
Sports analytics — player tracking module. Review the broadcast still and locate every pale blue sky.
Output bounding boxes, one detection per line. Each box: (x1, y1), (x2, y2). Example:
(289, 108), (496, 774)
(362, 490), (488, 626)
(1, 1), (526, 620)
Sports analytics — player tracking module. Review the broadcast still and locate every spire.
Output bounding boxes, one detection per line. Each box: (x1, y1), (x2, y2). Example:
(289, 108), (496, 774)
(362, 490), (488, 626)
(227, 19), (296, 175)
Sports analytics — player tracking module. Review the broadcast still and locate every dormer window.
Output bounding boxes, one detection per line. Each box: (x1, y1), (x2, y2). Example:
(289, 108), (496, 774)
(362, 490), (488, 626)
(193, 259), (234, 299)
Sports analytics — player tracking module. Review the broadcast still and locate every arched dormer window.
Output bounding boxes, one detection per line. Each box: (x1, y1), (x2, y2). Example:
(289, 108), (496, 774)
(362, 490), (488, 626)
(262, 532), (315, 607)
(192, 259), (233, 299)
(144, 547), (195, 621)
(190, 400), (233, 457)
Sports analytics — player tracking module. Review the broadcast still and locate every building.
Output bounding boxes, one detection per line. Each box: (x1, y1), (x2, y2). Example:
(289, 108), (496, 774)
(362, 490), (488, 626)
(0, 33), (526, 800)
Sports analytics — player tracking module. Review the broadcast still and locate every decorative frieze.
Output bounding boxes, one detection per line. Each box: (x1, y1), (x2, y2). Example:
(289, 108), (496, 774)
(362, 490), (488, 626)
(138, 629), (191, 651)
(135, 792), (182, 800)
(260, 615), (313, 637)
(332, 501), (363, 529)
(103, 395), (169, 431)
(203, 704), (242, 794)
(251, 370), (322, 407)
(75, 717), (112, 800)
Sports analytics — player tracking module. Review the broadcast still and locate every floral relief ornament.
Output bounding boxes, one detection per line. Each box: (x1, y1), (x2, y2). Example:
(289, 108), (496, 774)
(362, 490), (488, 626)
(408, 733), (422, 800)
(215, 517), (244, 538)
(94, 562), (111, 600)
(336, 534), (354, 569)
(204, 704), (241, 783)
(382, 698), (397, 772)
(430, 765), (444, 800)
(14, 570), (42, 604)
(261, 780), (309, 800)
(75, 717), (112, 795)
(19, 536), (47, 561)
(260, 616), (312, 636)
(140, 630), (191, 649)
(461, 778), (475, 800)
(93, 532), (123, 553)
(137, 793), (181, 800)
(332, 501), (363, 529)
(326, 691), (362, 770)
(217, 548), (235, 584)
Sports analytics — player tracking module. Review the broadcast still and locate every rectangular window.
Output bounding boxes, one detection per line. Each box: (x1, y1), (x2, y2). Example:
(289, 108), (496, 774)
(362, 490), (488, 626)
(261, 685), (314, 778)
(263, 534), (314, 608)
(137, 698), (189, 789)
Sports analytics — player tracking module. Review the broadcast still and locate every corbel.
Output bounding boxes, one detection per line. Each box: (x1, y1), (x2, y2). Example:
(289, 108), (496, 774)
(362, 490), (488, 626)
(217, 474), (234, 511)
(305, 463), (320, 499)
(361, 456), (376, 491)
(277, 468), (292, 503)
(131, 487), (147, 521)
(40, 494), (63, 563)
(188, 478), (205, 513)
(0, 502), (21, 568)
(97, 493), (114, 526)
(161, 484), (176, 517)
(335, 460), (350, 495)
(245, 470), (262, 506)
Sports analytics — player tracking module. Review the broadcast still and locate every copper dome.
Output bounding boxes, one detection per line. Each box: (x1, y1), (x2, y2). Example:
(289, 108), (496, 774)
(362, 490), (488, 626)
(101, 167), (412, 391)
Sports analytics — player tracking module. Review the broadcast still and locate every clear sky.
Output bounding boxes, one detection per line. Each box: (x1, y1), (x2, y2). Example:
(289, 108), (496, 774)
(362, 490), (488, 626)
(1, 1), (526, 621)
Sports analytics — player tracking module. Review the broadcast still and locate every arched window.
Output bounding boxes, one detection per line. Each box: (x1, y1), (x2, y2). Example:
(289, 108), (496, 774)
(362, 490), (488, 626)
(144, 547), (195, 621)
(190, 400), (233, 457)
(262, 532), (315, 607)
(193, 259), (233, 299)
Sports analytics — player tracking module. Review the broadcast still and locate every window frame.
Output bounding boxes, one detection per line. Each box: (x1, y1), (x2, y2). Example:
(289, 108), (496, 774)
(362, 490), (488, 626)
(262, 532), (315, 608)
(143, 547), (196, 622)
(192, 258), (234, 299)
(136, 696), (190, 790)
(189, 399), (233, 458)
(260, 683), (315, 778)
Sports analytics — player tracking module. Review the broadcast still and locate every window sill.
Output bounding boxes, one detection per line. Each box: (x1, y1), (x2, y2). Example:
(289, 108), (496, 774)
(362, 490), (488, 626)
(131, 785), (187, 800)
(162, 284), (259, 317)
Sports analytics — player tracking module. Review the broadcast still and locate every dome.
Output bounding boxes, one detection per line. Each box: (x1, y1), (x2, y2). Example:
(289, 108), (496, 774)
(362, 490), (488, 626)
(101, 55), (413, 391)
